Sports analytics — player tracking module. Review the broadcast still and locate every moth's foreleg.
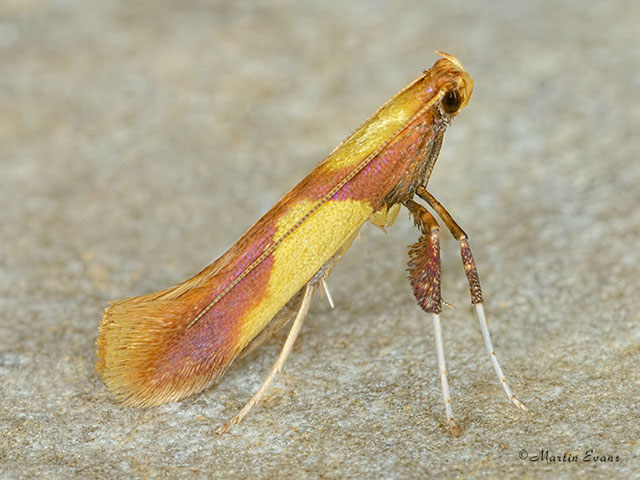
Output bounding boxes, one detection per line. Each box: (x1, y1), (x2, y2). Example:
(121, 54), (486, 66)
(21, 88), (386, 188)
(404, 199), (459, 437)
(416, 186), (527, 412)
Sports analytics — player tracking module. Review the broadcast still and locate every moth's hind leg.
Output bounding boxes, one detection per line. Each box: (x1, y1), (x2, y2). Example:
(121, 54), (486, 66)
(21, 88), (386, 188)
(404, 198), (459, 436)
(216, 247), (350, 434)
(216, 281), (316, 434)
(416, 186), (527, 412)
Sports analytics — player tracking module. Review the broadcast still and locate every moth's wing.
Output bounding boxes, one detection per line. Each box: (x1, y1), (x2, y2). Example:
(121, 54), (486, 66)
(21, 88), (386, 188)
(239, 287), (305, 358)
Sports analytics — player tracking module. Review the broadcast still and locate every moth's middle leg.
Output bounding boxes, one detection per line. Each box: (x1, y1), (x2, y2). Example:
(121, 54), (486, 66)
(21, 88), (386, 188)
(404, 198), (459, 437)
(416, 186), (527, 413)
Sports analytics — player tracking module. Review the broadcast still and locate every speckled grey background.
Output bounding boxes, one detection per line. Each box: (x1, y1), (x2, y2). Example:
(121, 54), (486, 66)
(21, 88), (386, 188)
(1, 1), (639, 479)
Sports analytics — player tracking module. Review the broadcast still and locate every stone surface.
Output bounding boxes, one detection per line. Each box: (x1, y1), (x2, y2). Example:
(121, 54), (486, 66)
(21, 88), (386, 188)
(1, 1), (638, 478)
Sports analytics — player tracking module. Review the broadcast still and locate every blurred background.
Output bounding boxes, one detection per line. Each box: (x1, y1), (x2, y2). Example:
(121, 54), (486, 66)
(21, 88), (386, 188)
(1, 1), (638, 478)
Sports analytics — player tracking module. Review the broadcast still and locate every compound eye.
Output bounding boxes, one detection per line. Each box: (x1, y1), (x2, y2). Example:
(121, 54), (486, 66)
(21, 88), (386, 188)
(441, 89), (463, 114)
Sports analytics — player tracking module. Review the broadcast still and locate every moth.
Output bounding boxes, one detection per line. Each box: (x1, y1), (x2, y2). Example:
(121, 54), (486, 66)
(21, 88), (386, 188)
(96, 52), (526, 435)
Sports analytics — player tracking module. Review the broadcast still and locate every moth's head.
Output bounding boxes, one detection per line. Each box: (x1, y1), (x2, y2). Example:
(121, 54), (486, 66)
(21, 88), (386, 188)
(427, 51), (474, 117)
